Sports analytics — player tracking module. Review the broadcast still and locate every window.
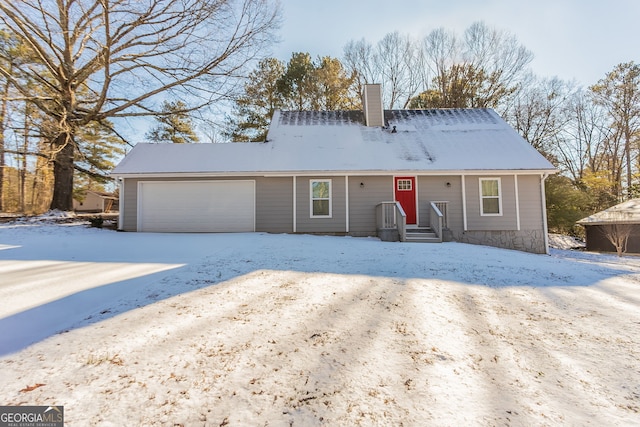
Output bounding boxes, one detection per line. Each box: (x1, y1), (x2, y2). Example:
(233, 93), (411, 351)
(479, 178), (502, 215)
(310, 179), (331, 217)
(397, 179), (412, 191)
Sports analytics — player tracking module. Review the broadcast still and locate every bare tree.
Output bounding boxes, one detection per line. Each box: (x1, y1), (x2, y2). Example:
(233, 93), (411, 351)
(343, 38), (380, 96)
(0, 0), (281, 210)
(422, 27), (458, 99)
(376, 32), (420, 109)
(506, 75), (577, 157)
(462, 22), (533, 110)
(343, 32), (421, 109)
(599, 222), (635, 257)
(556, 90), (613, 183)
(590, 62), (640, 200)
(416, 22), (533, 113)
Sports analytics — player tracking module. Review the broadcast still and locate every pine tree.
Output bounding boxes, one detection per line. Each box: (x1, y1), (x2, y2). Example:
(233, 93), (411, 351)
(278, 52), (318, 110)
(225, 55), (360, 141)
(315, 57), (360, 110)
(146, 101), (200, 144)
(224, 58), (285, 142)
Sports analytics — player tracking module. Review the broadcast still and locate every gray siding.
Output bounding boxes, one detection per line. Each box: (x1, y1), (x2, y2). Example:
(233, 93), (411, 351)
(465, 175), (518, 231)
(120, 173), (548, 254)
(349, 176), (394, 234)
(453, 174), (547, 254)
(417, 176), (464, 234)
(296, 176), (346, 233)
(517, 175), (544, 230)
(122, 178), (139, 231)
(256, 177), (293, 233)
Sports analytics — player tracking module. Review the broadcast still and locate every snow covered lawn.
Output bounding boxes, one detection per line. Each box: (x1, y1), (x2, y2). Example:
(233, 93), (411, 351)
(1, 223), (639, 426)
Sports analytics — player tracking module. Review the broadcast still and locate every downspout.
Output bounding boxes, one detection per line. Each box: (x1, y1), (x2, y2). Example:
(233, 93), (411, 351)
(118, 178), (124, 231)
(461, 175), (467, 231)
(541, 173), (550, 254)
(514, 175), (521, 231)
(293, 176), (297, 233)
(345, 176), (349, 233)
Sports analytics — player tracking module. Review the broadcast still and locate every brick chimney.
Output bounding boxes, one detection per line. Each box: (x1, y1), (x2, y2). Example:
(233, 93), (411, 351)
(362, 84), (384, 127)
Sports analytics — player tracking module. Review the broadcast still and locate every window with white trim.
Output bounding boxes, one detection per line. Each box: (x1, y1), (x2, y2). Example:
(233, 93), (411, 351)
(479, 178), (502, 216)
(310, 179), (332, 217)
(397, 179), (412, 191)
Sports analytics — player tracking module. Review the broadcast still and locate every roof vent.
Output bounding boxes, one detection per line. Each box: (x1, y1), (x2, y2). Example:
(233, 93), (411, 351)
(362, 84), (384, 127)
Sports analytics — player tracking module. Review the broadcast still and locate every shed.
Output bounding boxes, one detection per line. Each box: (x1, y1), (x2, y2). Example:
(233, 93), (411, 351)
(73, 190), (119, 213)
(577, 199), (640, 253)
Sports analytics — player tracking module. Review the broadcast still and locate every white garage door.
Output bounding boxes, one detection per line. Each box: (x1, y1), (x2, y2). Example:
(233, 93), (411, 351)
(138, 180), (255, 232)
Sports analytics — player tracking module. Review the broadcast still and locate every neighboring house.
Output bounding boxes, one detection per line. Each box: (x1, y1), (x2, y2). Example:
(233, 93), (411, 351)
(577, 199), (640, 253)
(73, 190), (119, 213)
(111, 84), (556, 253)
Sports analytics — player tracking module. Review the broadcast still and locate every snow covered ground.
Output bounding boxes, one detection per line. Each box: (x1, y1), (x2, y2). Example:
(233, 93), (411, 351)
(0, 221), (639, 426)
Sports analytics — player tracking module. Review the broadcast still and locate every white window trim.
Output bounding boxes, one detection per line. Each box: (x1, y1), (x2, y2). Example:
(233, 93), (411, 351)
(479, 177), (502, 216)
(397, 178), (413, 191)
(310, 179), (332, 218)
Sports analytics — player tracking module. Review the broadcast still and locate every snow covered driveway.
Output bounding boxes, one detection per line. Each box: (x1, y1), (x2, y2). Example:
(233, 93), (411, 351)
(1, 223), (639, 425)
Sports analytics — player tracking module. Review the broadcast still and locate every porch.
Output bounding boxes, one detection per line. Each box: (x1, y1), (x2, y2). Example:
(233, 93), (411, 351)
(376, 201), (449, 243)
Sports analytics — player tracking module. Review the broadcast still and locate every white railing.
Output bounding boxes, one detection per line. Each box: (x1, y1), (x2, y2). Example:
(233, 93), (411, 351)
(429, 202), (443, 243)
(376, 201), (407, 242)
(432, 201), (449, 229)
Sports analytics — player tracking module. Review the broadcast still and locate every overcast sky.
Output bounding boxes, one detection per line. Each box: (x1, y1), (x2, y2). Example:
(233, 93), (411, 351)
(273, 0), (639, 87)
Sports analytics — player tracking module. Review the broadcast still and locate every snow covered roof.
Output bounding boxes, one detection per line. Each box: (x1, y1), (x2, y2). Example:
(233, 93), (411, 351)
(577, 199), (640, 225)
(112, 108), (555, 176)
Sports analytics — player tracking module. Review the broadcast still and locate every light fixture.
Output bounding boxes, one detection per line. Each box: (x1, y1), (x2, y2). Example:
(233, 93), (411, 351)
(446, 182), (451, 188)
(360, 182), (365, 188)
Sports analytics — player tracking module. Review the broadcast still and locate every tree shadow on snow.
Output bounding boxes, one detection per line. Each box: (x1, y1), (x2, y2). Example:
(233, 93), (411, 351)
(0, 226), (637, 356)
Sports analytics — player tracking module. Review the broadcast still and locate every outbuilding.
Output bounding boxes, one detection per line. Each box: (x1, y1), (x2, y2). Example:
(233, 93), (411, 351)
(577, 199), (640, 253)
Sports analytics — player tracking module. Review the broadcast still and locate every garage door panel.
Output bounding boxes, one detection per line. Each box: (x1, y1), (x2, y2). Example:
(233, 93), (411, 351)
(138, 181), (255, 232)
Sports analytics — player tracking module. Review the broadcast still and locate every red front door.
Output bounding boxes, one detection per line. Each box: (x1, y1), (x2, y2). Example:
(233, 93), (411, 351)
(394, 177), (417, 225)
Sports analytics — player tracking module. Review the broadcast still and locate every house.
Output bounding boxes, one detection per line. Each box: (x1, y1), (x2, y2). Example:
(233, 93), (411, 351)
(111, 84), (556, 253)
(73, 190), (119, 213)
(577, 199), (640, 253)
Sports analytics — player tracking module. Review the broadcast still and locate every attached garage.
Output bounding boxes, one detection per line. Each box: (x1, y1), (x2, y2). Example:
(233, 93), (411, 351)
(137, 180), (255, 232)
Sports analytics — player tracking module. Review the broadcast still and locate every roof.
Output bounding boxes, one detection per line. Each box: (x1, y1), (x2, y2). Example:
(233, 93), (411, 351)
(74, 190), (118, 200)
(112, 108), (556, 176)
(577, 199), (640, 225)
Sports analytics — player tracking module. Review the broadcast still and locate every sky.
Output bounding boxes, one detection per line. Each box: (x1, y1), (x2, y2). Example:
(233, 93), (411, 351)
(273, 0), (639, 87)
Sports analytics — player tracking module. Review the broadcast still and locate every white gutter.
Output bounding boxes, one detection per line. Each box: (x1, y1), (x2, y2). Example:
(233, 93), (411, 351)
(110, 169), (558, 180)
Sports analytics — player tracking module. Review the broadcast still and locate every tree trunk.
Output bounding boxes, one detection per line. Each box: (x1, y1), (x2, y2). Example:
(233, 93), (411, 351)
(19, 148), (26, 213)
(0, 77), (9, 212)
(626, 145), (632, 199)
(0, 132), (4, 212)
(50, 133), (75, 211)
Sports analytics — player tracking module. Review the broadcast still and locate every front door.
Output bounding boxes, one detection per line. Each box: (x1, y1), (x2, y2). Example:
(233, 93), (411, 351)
(394, 176), (417, 225)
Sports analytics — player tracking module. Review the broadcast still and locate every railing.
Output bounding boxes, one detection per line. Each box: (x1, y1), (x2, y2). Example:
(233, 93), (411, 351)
(376, 201), (407, 242)
(429, 202), (444, 243)
(432, 201), (449, 229)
